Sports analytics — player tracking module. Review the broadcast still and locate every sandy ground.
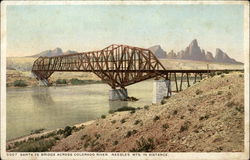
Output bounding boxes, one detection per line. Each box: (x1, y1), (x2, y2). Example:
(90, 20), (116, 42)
(48, 72), (244, 152)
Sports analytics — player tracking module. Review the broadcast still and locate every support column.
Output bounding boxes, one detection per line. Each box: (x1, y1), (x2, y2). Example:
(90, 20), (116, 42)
(109, 88), (128, 101)
(152, 79), (171, 104)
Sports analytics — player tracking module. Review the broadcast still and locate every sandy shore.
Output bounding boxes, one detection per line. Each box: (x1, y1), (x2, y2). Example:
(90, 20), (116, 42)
(7, 120), (95, 144)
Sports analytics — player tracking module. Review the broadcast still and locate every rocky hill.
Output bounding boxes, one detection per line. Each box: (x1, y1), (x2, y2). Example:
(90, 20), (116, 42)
(148, 45), (167, 59)
(29, 48), (78, 57)
(149, 39), (243, 64)
(49, 72), (244, 152)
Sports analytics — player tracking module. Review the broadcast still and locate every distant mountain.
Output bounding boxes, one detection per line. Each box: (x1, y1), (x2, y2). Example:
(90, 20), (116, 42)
(148, 45), (167, 59)
(149, 39), (243, 64)
(206, 51), (215, 62)
(30, 48), (78, 57)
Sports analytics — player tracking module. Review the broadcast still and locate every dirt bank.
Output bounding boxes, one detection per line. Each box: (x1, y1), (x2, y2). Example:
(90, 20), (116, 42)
(50, 72), (244, 152)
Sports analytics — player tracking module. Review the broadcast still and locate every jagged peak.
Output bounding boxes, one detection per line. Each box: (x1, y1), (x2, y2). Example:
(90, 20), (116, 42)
(190, 39), (198, 47)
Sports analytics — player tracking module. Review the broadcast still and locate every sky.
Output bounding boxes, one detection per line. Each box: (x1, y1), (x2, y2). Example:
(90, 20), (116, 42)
(7, 4), (244, 62)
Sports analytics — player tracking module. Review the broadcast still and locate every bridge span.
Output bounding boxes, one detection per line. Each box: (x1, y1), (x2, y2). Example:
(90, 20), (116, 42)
(32, 44), (243, 103)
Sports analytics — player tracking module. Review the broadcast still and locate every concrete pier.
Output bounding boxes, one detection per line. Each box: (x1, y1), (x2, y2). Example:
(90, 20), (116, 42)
(109, 88), (128, 101)
(152, 79), (171, 104)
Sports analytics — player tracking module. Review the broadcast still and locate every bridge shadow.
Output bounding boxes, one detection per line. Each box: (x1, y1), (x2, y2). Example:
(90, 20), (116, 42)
(109, 100), (128, 112)
(31, 87), (54, 106)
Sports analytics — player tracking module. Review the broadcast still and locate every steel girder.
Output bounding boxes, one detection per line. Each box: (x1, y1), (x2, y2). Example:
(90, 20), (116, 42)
(32, 44), (166, 88)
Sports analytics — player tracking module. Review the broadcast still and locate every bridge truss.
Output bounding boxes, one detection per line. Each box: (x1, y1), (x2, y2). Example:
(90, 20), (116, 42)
(32, 44), (166, 88)
(32, 44), (243, 90)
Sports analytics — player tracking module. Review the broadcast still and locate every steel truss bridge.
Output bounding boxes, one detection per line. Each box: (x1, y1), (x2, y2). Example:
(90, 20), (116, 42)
(32, 44), (243, 92)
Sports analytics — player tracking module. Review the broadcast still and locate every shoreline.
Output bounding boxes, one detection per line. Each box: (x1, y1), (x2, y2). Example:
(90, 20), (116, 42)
(6, 81), (104, 89)
(7, 120), (95, 144)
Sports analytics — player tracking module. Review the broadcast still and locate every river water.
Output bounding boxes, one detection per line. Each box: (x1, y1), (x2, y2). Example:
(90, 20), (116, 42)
(7, 79), (192, 140)
(7, 80), (155, 140)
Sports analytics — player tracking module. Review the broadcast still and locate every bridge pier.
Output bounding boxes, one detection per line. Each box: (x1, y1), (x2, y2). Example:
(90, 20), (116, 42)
(152, 79), (171, 104)
(109, 88), (128, 101)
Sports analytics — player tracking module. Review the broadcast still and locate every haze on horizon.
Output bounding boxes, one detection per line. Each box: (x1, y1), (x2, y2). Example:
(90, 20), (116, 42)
(7, 4), (244, 62)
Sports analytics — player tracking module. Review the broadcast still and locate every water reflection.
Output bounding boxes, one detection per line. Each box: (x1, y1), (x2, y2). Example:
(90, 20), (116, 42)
(31, 87), (54, 106)
(109, 100), (128, 111)
(7, 82), (153, 140)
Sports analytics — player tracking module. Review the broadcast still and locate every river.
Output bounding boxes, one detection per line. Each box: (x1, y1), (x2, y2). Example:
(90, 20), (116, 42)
(7, 80), (156, 140)
(7, 79), (192, 140)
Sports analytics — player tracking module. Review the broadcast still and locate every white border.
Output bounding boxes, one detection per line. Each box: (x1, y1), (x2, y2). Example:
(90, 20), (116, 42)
(1, 1), (249, 160)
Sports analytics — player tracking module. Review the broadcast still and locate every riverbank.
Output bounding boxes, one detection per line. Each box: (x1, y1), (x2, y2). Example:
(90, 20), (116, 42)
(6, 69), (102, 88)
(6, 120), (95, 151)
(7, 72), (244, 152)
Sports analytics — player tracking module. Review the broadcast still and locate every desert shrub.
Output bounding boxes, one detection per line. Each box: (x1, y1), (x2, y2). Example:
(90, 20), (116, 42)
(162, 123), (169, 129)
(161, 99), (167, 105)
(210, 100), (215, 105)
(28, 137), (34, 142)
(130, 137), (155, 152)
(13, 80), (28, 87)
(31, 128), (45, 135)
(195, 89), (203, 95)
(120, 118), (126, 123)
(56, 79), (67, 84)
(210, 72), (216, 77)
(116, 106), (136, 112)
(235, 106), (244, 113)
(239, 74), (243, 78)
(54, 136), (60, 140)
(63, 126), (73, 137)
(188, 108), (194, 112)
(94, 133), (101, 139)
(217, 91), (223, 95)
(109, 106), (137, 114)
(126, 96), (139, 101)
(134, 120), (142, 125)
(109, 110), (115, 114)
(13, 139), (56, 152)
(45, 131), (56, 138)
(216, 72), (222, 75)
(6, 145), (12, 150)
(84, 142), (90, 148)
(125, 130), (138, 138)
(6, 83), (12, 87)
(111, 120), (116, 124)
(101, 115), (106, 119)
(130, 110), (136, 114)
(153, 116), (160, 122)
(81, 135), (87, 140)
(14, 141), (21, 147)
(180, 115), (185, 119)
(173, 110), (178, 115)
(57, 129), (64, 135)
(70, 78), (86, 85)
(220, 74), (225, 78)
(144, 105), (149, 110)
(223, 70), (230, 74)
(113, 141), (118, 146)
(199, 115), (209, 121)
(180, 121), (191, 132)
(73, 125), (85, 132)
